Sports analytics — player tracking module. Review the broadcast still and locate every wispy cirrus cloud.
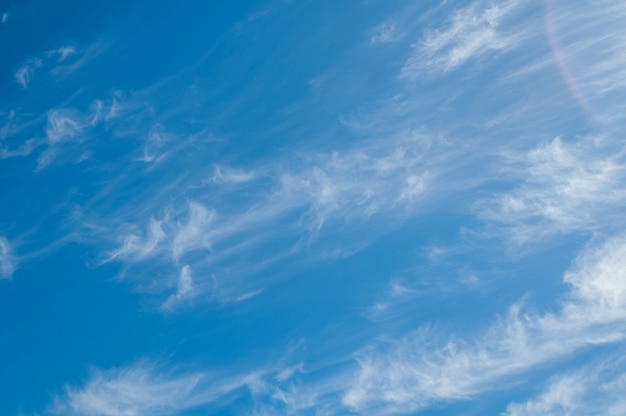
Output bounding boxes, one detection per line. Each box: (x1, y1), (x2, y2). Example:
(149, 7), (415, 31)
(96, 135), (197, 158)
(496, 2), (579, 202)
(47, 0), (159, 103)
(478, 136), (626, 246)
(0, 236), (17, 279)
(343, 234), (626, 413)
(12, 41), (100, 91)
(50, 360), (264, 416)
(401, 0), (526, 78)
(48, 44), (77, 62)
(504, 357), (626, 416)
(370, 22), (403, 44)
(1, 138), (39, 159)
(211, 165), (256, 185)
(88, 130), (454, 308)
(49, 357), (347, 416)
(105, 217), (167, 263)
(37, 99), (114, 170)
(161, 265), (194, 311)
(46, 229), (626, 414)
(14, 58), (42, 88)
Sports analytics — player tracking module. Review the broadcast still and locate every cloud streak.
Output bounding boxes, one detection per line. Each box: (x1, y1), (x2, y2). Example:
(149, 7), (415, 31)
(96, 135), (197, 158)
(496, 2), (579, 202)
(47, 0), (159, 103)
(504, 357), (626, 416)
(343, 234), (626, 413)
(478, 136), (626, 246)
(50, 361), (263, 416)
(0, 236), (16, 279)
(37, 99), (113, 170)
(90, 130), (456, 307)
(14, 58), (42, 88)
(402, 0), (525, 78)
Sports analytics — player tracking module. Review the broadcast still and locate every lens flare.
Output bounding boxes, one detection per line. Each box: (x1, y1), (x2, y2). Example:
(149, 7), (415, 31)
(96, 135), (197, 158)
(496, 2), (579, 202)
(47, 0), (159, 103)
(544, 0), (596, 120)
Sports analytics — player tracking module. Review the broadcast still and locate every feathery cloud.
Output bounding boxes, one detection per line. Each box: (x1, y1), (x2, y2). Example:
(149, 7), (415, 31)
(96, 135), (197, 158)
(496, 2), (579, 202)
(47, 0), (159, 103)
(402, 0), (524, 78)
(211, 165), (256, 185)
(371, 22), (403, 44)
(478, 137), (626, 245)
(161, 265), (195, 311)
(14, 58), (42, 88)
(49, 45), (77, 62)
(343, 234), (626, 412)
(504, 358), (626, 416)
(50, 361), (262, 416)
(36, 100), (111, 170)
(0, 236), (16, 279)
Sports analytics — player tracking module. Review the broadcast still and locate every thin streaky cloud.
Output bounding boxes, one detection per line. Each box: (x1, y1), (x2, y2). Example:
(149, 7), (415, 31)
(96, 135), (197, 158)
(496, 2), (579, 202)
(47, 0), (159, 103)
(51, 41), (106, 79)
(402, 0), (525, 78)
(370, 22), (403, 44)
(104, 217), (166, 263)
(1, 138), (40, 159)
(0, 236), (16, 279)
(161, 265), (194, 311)
(504, 357), (626, 416)
(49, 45), (77, 62)
(343, 234), (626, 413)
(91, 130), (451, 308)
(211, 165), (256, 185)
(36, 99), (115, 170)
(478, 137), (626, 246)
(14, 58), (42, 88)
(50, 360), (264, 416)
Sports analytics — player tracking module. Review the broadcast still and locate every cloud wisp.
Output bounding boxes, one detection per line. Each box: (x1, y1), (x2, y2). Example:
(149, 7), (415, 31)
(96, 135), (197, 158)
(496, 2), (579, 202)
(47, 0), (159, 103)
(0, 236), (16, 279)
(50, 360), (264, 416)
(401, 0), (526, 78)
(336, 236), (626, 413)
(90, 129), (467, 308)
(504, 356), (626, 416)
(342, 234), (626, 413)
(478, 136), (626, 246)
(49, 232), (626, 415)
(36, 99), (114, 170)
(14, 58), (42, 88)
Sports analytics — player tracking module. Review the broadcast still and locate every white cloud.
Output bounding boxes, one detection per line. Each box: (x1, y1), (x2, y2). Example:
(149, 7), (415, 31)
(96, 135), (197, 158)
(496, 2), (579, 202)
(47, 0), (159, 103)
(50, 361), (262, 416)
(45, 109), (84, 144)
(401, 0), (524, 77)
(0, 236), (16, 278)
(279, 135), (434, 229)
(49, 45), (77, 62)
(161, 265), (194, 311)
(1, 138), (39, 159)
(106, 201), (215, 264)
(134, 126), (176, 165)
(37, 100), (112, 170)
(211, 165), (256, 185)
(105, 217), (166, 262)
(51, 41), (105, 79)
(172, 202), (215, 260)
(371, 22), (403, 44)
(479, 137), (626, 245)
(504, 359), (626, 416)
(343, 234), (626, 413)
(14, 58), (42, 88)
(504, 372), (584, 415)
(98, 132), (442, 308)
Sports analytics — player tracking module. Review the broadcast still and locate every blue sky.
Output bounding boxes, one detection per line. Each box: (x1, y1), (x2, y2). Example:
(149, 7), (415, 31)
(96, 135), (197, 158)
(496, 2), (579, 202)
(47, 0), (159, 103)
(2, 0), (626, 414)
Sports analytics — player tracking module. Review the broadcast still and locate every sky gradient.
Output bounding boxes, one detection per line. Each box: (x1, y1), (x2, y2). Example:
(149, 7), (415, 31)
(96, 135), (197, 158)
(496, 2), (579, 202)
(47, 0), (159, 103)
(2, 0), (626, 415)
